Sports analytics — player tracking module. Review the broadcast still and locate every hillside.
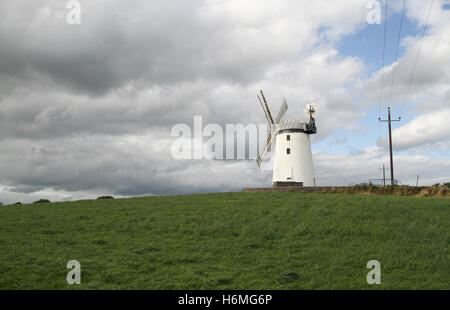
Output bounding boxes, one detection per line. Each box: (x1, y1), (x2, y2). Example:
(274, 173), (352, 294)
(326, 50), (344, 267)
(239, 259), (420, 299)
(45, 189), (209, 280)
(0, 192), (448, 289)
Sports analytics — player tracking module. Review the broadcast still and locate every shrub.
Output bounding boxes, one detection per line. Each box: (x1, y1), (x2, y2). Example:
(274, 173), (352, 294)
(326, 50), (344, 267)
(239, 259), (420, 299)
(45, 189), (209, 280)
(97, 196), (114, 200)
(33, 199), (51, 204)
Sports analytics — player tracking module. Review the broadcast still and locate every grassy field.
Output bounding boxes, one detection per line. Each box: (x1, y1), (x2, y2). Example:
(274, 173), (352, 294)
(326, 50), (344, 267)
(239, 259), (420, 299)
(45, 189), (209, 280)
(0, 192), (448, 289)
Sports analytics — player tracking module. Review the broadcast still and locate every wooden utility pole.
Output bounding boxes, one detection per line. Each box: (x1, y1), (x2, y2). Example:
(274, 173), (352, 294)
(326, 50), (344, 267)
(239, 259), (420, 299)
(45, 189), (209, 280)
(379, 107), (401, 186)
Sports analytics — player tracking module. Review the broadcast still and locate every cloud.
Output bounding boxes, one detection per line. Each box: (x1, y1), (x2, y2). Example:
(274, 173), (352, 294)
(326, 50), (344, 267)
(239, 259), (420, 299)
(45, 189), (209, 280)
(386, 108), (450, 151)
(0, 0), (448, 204)
(315, 146), (450, 186)
(0, 1), (368, 140)
(359, 0), (450, 111)
(0, 0), (368, 95)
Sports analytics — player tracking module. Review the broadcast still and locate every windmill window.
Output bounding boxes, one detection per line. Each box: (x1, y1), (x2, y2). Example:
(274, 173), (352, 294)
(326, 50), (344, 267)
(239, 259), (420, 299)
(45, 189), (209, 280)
(286, 148), (291, 154)
(287, 135), (290, 141)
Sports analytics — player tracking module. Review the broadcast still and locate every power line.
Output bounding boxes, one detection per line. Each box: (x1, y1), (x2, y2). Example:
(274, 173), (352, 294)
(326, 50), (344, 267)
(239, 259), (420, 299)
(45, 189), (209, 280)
(377, 0), (388, 156)
(379, 0), (389, 119)
(399, 0), (434, 117)
(387, 0), (407, 106)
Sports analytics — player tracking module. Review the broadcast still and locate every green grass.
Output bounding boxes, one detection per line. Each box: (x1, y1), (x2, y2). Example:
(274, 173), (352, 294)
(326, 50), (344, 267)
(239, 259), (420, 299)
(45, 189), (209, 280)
(0, 192), (448, 289)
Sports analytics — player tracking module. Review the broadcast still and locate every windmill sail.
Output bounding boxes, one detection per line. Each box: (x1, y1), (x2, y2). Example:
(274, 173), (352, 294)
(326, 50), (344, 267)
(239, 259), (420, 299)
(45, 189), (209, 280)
(259, 90), (274, 125)
(275, 98), (288, 124)
(258, 95), (273, 129)
(256, 131), (275, 167)
(256, 91), (289, 168)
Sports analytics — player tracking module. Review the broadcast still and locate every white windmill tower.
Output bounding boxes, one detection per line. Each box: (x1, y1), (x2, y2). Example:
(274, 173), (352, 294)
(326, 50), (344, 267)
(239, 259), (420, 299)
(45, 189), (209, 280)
(256, 90), (318, 187)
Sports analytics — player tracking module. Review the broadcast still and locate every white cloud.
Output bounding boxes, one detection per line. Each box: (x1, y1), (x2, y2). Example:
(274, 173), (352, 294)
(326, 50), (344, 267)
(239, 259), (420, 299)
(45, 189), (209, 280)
(314, 146), (450, 186)
(0, 0), (448, 204)
(390, 108), (450, 151)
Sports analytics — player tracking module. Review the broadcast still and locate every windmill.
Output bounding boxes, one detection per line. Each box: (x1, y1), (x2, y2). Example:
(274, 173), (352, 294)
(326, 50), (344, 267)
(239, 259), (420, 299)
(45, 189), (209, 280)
(256, 90), (318, 187)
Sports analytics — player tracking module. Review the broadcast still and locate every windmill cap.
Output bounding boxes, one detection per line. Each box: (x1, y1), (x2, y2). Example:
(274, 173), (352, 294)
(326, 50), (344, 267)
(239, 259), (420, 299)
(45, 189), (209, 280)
(306, 103), (318, 110)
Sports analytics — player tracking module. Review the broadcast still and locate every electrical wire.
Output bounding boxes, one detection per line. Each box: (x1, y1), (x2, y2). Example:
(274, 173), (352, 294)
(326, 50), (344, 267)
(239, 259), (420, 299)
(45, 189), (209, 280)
(387, 0), (407, 106)
(399, 0), (434, 117)
(377, 0), (389, 154)
(379, 0), (388, 119)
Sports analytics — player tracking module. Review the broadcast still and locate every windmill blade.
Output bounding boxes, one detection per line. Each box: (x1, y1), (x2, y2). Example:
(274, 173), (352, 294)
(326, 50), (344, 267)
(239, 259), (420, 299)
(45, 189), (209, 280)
(259, 90), (274, 125)
(256, 131), (275, 167)
(258, 95), (273, 128)
(275, 98), (288, 124)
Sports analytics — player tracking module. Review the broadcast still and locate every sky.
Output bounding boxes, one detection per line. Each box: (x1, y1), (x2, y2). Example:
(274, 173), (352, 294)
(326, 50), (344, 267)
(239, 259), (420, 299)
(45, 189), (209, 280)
(0, 0), (449, 204)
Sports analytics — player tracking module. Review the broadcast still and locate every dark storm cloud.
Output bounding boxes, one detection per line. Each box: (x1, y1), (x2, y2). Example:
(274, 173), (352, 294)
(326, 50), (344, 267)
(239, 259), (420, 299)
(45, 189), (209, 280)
(0, 0), (289, 98)
(0, 0), (373, 203)
(4, 0), (447, 203)
(0, 1), (198, 95)
(0, 0), (370, 129)
(0, 133), (270, 202)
